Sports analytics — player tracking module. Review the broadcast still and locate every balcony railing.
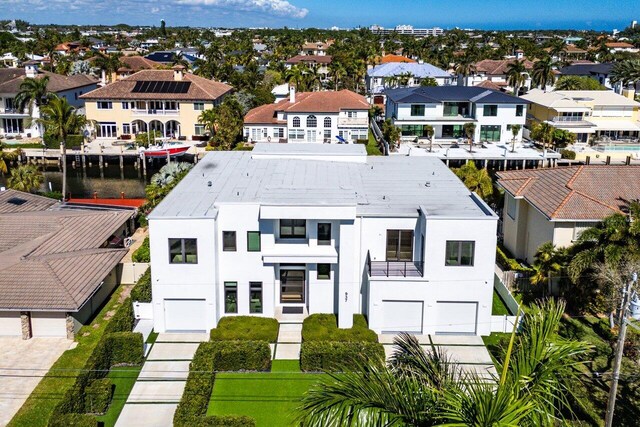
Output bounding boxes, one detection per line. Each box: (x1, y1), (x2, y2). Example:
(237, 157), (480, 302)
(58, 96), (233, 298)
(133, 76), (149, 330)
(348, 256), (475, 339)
(338, 117), (368, 126)
(0, 108), (27, 115)
(367, 255), (424, 278)
(551, 115), (586, 122)
(131, 109), (180, 115)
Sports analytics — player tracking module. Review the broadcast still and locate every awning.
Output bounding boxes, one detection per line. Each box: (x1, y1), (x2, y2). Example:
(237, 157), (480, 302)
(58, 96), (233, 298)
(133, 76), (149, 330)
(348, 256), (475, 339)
(591, 120), (640, 132)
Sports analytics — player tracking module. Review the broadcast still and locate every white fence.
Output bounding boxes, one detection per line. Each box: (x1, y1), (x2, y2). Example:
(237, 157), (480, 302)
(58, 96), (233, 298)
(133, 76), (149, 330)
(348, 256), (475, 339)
(120, 262), (150, 285)
(133, 302), (154, 320)
(491, 273), (522, 333)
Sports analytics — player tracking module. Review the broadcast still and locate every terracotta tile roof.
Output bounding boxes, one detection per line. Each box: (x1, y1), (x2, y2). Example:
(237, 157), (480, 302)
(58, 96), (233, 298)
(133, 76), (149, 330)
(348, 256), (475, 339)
(244, 90), (369, 124)
(474, 59), (535, 75)
(380, 54), (416, 64)
(474, 80), (504, 91)
(302, 41), (333, 50)
(606, 42), (636, 48)
(119, 56), (163, 72)
(497, 165), (640, 220)
(0, 69), (98, 94)
(286, 55), (332, 65)
(80, 69), (232, 101)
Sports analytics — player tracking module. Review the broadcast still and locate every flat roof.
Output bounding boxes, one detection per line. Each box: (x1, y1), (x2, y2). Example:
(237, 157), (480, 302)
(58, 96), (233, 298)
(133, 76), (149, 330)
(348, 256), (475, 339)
(149, 150), (496, 220)
(251, 143), (366, 157)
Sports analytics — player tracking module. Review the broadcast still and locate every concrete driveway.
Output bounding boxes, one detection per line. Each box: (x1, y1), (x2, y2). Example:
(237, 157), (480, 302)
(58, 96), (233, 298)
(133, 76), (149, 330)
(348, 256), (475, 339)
(0, 337), (73, 426)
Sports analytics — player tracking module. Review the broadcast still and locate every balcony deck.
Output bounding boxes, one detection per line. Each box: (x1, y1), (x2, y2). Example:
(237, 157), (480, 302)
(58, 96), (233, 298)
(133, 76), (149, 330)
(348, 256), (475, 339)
(368, 260), (424, 278)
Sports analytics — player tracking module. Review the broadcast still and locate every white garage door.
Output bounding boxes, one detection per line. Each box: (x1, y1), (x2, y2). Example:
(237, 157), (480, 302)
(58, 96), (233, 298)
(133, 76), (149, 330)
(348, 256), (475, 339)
(0, 311), (21, 336)
(31, 312), (67, 337)
(164, 299), (207, 332)
(435, 302), (478, 335)
(381, 301), (423, 334)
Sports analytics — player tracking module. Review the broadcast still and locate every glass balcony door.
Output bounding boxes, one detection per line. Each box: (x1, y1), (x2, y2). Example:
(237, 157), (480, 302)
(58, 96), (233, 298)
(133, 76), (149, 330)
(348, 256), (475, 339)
(280, 268), (305, 303)
(386, 230), (414, 261)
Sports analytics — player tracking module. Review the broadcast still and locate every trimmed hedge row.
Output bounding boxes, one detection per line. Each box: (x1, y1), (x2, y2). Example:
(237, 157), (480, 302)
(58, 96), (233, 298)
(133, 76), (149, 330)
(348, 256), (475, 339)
(47, 413), (98, 427)
(209, 316), (279, 343)
(300, 341), (385, 372)
(131, 268), (152, 303)
(84, 379), (113, 415)
(174, 340), (270, 426)
(496, 245), (532, 273)
(302, 314), (378, 343)
(132, 237), (150, 262)
(104, 296), (136, 335)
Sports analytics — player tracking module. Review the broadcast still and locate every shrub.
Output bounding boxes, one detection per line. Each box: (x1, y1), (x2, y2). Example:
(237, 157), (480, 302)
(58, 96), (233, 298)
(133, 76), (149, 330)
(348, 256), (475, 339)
(300, 341), (385, 372)
(105, 332), (144, 366)
(131, 268), (152, 302)
(209, 316), (279, 343)
(210, 340), (271, 372)
(132, 237), (150, 262)
(355, 138), (368, 144)
(302, 314), (378, 342)
(84, 378), (113, 414)
(561, 149), (577, 160)
(47, 413), (98, 427)
(496, 245), (533, 273)
(104, 296), (135, 334)
(183, 416), (256, 426)
(174, 343), (218, 425)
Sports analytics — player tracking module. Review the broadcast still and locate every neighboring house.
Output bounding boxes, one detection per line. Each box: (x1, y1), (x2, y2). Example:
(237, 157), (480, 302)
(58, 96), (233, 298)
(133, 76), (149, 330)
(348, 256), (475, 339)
(370, 25), (444, 37)
(606, 42), (639, 54)
(367, 62), (453, 104)
(80, 67), (232, 140)
(243, 87), (369, 143)
(300, 41), (333, 56)
(557, 62), (616, 90)
(0, 64), (98, 138)
(0, 53), (19, 68)
(460, 59), (535, 94)
(377, 54), (416, 64)
(148, 143), (497, 335)
(549, 44), (589, 62)
(144, 51), (197, 66)
(0, 189), (136, 339)
(285, 55), (332, 81)
(497, 165), (640, 263)
(115, 56), (163, 80)
(521, 89), (640, 143)
(385, 86), (528, 143)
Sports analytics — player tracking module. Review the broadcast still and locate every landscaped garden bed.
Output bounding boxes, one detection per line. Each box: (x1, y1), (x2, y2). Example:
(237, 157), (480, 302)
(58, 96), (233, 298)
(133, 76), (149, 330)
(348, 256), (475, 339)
(301, 313), (378, 342)
(210, 316), (279, 342)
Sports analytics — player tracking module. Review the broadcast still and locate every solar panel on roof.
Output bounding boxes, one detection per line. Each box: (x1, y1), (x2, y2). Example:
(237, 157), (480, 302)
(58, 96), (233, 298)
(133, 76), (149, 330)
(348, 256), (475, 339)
(132, 80), (191, 94)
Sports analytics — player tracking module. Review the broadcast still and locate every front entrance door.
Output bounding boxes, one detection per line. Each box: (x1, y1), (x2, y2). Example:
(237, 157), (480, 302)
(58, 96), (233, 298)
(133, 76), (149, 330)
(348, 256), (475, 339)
(280, 269), (305, 303)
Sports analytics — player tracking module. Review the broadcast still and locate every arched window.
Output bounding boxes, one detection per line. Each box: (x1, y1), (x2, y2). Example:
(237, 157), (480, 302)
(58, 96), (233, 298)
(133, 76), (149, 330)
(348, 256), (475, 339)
(324, 117), (331, 128)
(292, 116), (300, 128)
(306, 115), (317, 128)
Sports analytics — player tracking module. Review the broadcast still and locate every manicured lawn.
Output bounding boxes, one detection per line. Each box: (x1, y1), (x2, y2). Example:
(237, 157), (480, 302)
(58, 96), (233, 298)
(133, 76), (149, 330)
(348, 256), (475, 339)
(367, 131), (383, 155)
(302, 314), (378, 342)
(207, 360), (326, 427)
(96, 366), (142, 427)
(8, 285), (130, 427)
(210, 316), (279, 342)
(492, 290), (511, 315)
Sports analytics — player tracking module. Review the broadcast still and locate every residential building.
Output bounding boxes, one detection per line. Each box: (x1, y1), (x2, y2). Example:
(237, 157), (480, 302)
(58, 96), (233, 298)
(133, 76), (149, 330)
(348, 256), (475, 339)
(144, 51), (198, 66)
(244, 87), (369, 144)
(0, 64), (98, 138)
(460, 59), (535, 94)
(377, 54), (416, 64)
(367, 62), (453, 105)
(80, 67), (232, 140)
(115, 56), (163, 80)
(0, 189), (136, 339)
(370, 25), (444, 37)
(285, 55), (332, 81)
(549, 44), (589, 62)
(521, 89), (640, 143)
(385, 86), (529, 144)
(300, 41), (333, 56)
(497, 165), (640, 262)
(148, 143), (497, 335)
(606, 42), (639, 54)
(557, 62), (616, 90)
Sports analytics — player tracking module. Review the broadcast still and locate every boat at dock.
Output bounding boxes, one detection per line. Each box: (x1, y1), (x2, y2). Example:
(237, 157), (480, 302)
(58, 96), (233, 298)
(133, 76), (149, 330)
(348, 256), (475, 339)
(139, 141), (190, 158)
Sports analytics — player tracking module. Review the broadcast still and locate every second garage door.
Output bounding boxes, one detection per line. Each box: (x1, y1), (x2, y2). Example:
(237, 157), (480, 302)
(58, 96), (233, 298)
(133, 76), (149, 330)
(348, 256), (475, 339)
(381, 301), (423, 334)
(0, 311), (21, 336)
(164, 299), (207, 332)
(31, 312), (67, 337)
(435, 302), (478, 335)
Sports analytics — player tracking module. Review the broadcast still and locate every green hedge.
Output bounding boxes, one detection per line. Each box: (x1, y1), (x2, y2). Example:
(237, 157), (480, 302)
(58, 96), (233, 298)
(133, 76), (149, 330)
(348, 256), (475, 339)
(177, 416), (256, 427)
(105, 332), (144, 366)
(300, 341), (385, 372)
(47, 413), (98, 427)
(104, 296), (135, 335)
(131, 268), (152, 302)
(210, 340), (271, 372)
(302, 314), (378, 342)
(132, 237), (150, 262)
(44, 134), (84, 150)
(560, 149), (577, 160)
(496, 245), (532, 273)
(174, 343), (218, 425)
(84, 379), (113, 415)
(209, 316), (279, 343)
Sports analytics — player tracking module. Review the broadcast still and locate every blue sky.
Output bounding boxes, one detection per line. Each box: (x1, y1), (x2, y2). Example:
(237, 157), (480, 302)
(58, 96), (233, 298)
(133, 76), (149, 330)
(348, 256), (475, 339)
(1, 0), (638, 30)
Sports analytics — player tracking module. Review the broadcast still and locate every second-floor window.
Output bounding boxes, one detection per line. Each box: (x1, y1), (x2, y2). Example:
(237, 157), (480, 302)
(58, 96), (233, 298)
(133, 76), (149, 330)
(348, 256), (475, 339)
(275, 128), (284, 138)
(194, 102), (205, 110)
(516, 105), (524, 117)
(97, 101), (112, 109)
(280, 219), (306, 239)
(223, 231), (237, 251)
(410, 104), (425, 116)
(445, 241), (475, 266)
(483, 105), (498, 116)
(247, 231), (261, 251)
(307, 115), (317, 127)
(323, 117), (331, 128)
(386, 230), (413, 261)
(317, 223), (331, 245)
(347, 111), (356, 118)
(168, 238), (198, 264)
(292, 116), (301, 127)
(122, 101), (130, 109)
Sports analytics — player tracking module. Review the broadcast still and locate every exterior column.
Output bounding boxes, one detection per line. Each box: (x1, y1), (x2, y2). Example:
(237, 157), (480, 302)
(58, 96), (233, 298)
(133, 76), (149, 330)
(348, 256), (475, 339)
(337, 220), (356, 329)
(20, 312), (32, 340)
(65, 313), (75, 340)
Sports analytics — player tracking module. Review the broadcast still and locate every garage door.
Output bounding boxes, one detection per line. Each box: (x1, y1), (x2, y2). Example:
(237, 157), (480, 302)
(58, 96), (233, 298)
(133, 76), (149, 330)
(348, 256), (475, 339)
(0, 311), (21, 336)
(381, 301), (423, 334)
(164, 299), (207, 332)
(435, 302), (478, 335)
(31, 312), (67, 337)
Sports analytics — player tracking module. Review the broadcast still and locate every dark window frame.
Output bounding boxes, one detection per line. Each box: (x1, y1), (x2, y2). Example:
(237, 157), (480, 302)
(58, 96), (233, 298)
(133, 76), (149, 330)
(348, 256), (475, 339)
(317, 223), (331, 245)
(516, 104), (524, 117)
(168, 238), (198, 264)
(224, 282), (238, 313)
(386, 229), (414, 261)
(247, 231), (261, 252)
(445, 241), (475, 266)
(410, 104), (426, 116)
(279, 219), (306, 239)
(483, 105), (498, 117)
(222, 231), (237, 251)
(317, 263), (331, 280)
(249, 282), (263, 313)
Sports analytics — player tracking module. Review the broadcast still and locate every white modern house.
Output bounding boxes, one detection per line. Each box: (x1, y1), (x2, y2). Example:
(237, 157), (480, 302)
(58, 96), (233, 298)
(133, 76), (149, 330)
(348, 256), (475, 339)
(244, 87), (370, 143)
(148, 144), (498, 335)
(366, 62), (453, 104)
(385, 86), (529, 144)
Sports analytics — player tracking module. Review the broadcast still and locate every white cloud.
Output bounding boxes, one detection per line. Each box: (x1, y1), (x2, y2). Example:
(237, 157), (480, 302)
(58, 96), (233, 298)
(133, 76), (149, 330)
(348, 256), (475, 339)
(151, 6), (160, 13)
(175, 0), (308, 18)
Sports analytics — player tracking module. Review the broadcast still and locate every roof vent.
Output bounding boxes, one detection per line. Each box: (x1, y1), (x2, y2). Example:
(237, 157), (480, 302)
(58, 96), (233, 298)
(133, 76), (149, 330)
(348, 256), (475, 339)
(425, 181), (431, 187)
(207, 181), (212, 187)
(7, 197), (27, 205)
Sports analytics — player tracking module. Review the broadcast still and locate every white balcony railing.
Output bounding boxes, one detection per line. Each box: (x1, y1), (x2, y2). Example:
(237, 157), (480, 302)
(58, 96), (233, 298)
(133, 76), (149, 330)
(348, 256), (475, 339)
(551, 115), (586, 122)
(338, 117), (368, 127)
(0, 108), (28, 115)
(131, 109), (180, 116)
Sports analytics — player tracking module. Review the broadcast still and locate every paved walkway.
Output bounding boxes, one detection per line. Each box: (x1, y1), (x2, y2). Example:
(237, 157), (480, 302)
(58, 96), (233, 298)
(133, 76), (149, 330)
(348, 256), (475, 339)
(379, 334), (497, 380)
(115, 333), (207, 427)
(273, 322), (302, 360)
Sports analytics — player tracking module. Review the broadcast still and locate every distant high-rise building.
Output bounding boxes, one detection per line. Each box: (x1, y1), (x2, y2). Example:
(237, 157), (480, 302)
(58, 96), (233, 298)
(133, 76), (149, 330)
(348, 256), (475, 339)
(369, 24), (443, 37)
(631, 20), (637, 29)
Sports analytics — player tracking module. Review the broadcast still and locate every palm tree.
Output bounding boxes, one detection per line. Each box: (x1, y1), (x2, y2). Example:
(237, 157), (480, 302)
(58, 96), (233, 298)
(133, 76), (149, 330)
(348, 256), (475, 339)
(93, 53), (123, 83)
(506, 60), (527, 95)
(15, 76), (51, 115)
(530, 242), (564, 288)
(463, 122), (476, 152)
(531, 122), (555, 150)
(424, 125), (435, 153)
(37, 96), (93, 200)
(454, 161), (493, 200)
(0, 142), (21, 176)
(197, 108), (217, 139)
(454, 57), (477, 86)
(297, 299), (590, 426)
(328, 63), (347, 90)
(171, 52), (190, 69)
(284, 65), (306, 91)
(610, 59), (640, 93)
(531, 57), (556, 91)
(510, 124), (521, 152)
(7, 164), (44, 193)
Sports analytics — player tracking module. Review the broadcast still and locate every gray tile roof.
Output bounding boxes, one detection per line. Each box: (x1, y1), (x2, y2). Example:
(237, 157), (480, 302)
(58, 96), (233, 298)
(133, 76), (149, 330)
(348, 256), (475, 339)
(0, 189), (58, 214)
(367, 62), (451, 79)
(385, 86), (530, 105)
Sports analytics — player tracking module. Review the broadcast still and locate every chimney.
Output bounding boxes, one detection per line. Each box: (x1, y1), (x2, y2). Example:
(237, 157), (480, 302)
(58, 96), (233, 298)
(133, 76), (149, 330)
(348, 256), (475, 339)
(172, 65), (185, 81)
(24, 63), (38, 78)
(289, 84), (296, 103)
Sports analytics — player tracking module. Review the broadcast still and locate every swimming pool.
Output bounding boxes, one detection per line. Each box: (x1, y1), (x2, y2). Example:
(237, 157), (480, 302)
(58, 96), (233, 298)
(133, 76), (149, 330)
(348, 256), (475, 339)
(596, 144), (640, 152)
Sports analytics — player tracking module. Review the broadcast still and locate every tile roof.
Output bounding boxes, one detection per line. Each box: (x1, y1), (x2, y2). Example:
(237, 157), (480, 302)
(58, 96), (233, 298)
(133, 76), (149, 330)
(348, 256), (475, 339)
(496, 165), (640, 220)
(80, 69), (232, 101)
(119, 56), (163, 72)
(286, 55), (333, 65)
(0, 69), (98, 94)
(385, 86), (529, 105)
(0, 189), (58, 214)
(380, 54), (416, 64)
(558, 63), (614, 76)
(367, 62), (451, 79)
(474, 59), (535, 75)
(606, 42), (636, 48)
(474, 80), (504, 91)
(244, 90), (368, 124)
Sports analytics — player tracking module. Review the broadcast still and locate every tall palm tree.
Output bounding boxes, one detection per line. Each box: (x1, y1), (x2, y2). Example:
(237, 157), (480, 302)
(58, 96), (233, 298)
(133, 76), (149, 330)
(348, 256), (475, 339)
(531, 57), (556, 91)
(532, 122), (555, 150)
(510, 124), (521, 152)
(7, 164), (44, 193)
(506, 60), (527, 95)
(284, 65), (306, 91)
(610, 59), (640, 93)
(297, 299), (590, 426)
(37, 96), (93, 200)
(454, 161), (493, 200)
(93, 53), (123, 83)
(424, 124), (435, 153)
(454, 57), (477, 86)
(463, 122), (476, 152)
(0, 142), (20, 176)
(530, 242), (564, 287)
(15, 76), (51, 115)
(197, 108), (217, 139)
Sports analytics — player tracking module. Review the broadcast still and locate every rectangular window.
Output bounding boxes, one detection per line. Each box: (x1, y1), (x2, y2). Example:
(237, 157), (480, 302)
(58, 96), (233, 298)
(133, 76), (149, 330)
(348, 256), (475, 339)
(275, 128), (284, 138)
(323, 129), (331, 140)
(347, 111), (356, 118)
(445, 241), (475, 266)
(516, 105), (524, 117)
(121, 101), (130, 109)
(249, 282), (263, 313)
(97, 101), (112, 109)
(280, 219), (306, 239)
(480, 125), (501, 142)
(386, 230), (413, 261)
(224, 282), (238, 313)
(506, 194), (516, 220)
(317, 223), (331, 245)
(288, 129), (305, 140)
(194, 102), (205, 111)
(317, 263), (331, 280)
(223, 231), (237, 251)
(194, 124), (205, 136)
(247, 231), (261, 252)
(168, 238), (198, 264)
(410, 104), (425, 116)
(483, 105), (498, 116)
(122, 123), (131, 134)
